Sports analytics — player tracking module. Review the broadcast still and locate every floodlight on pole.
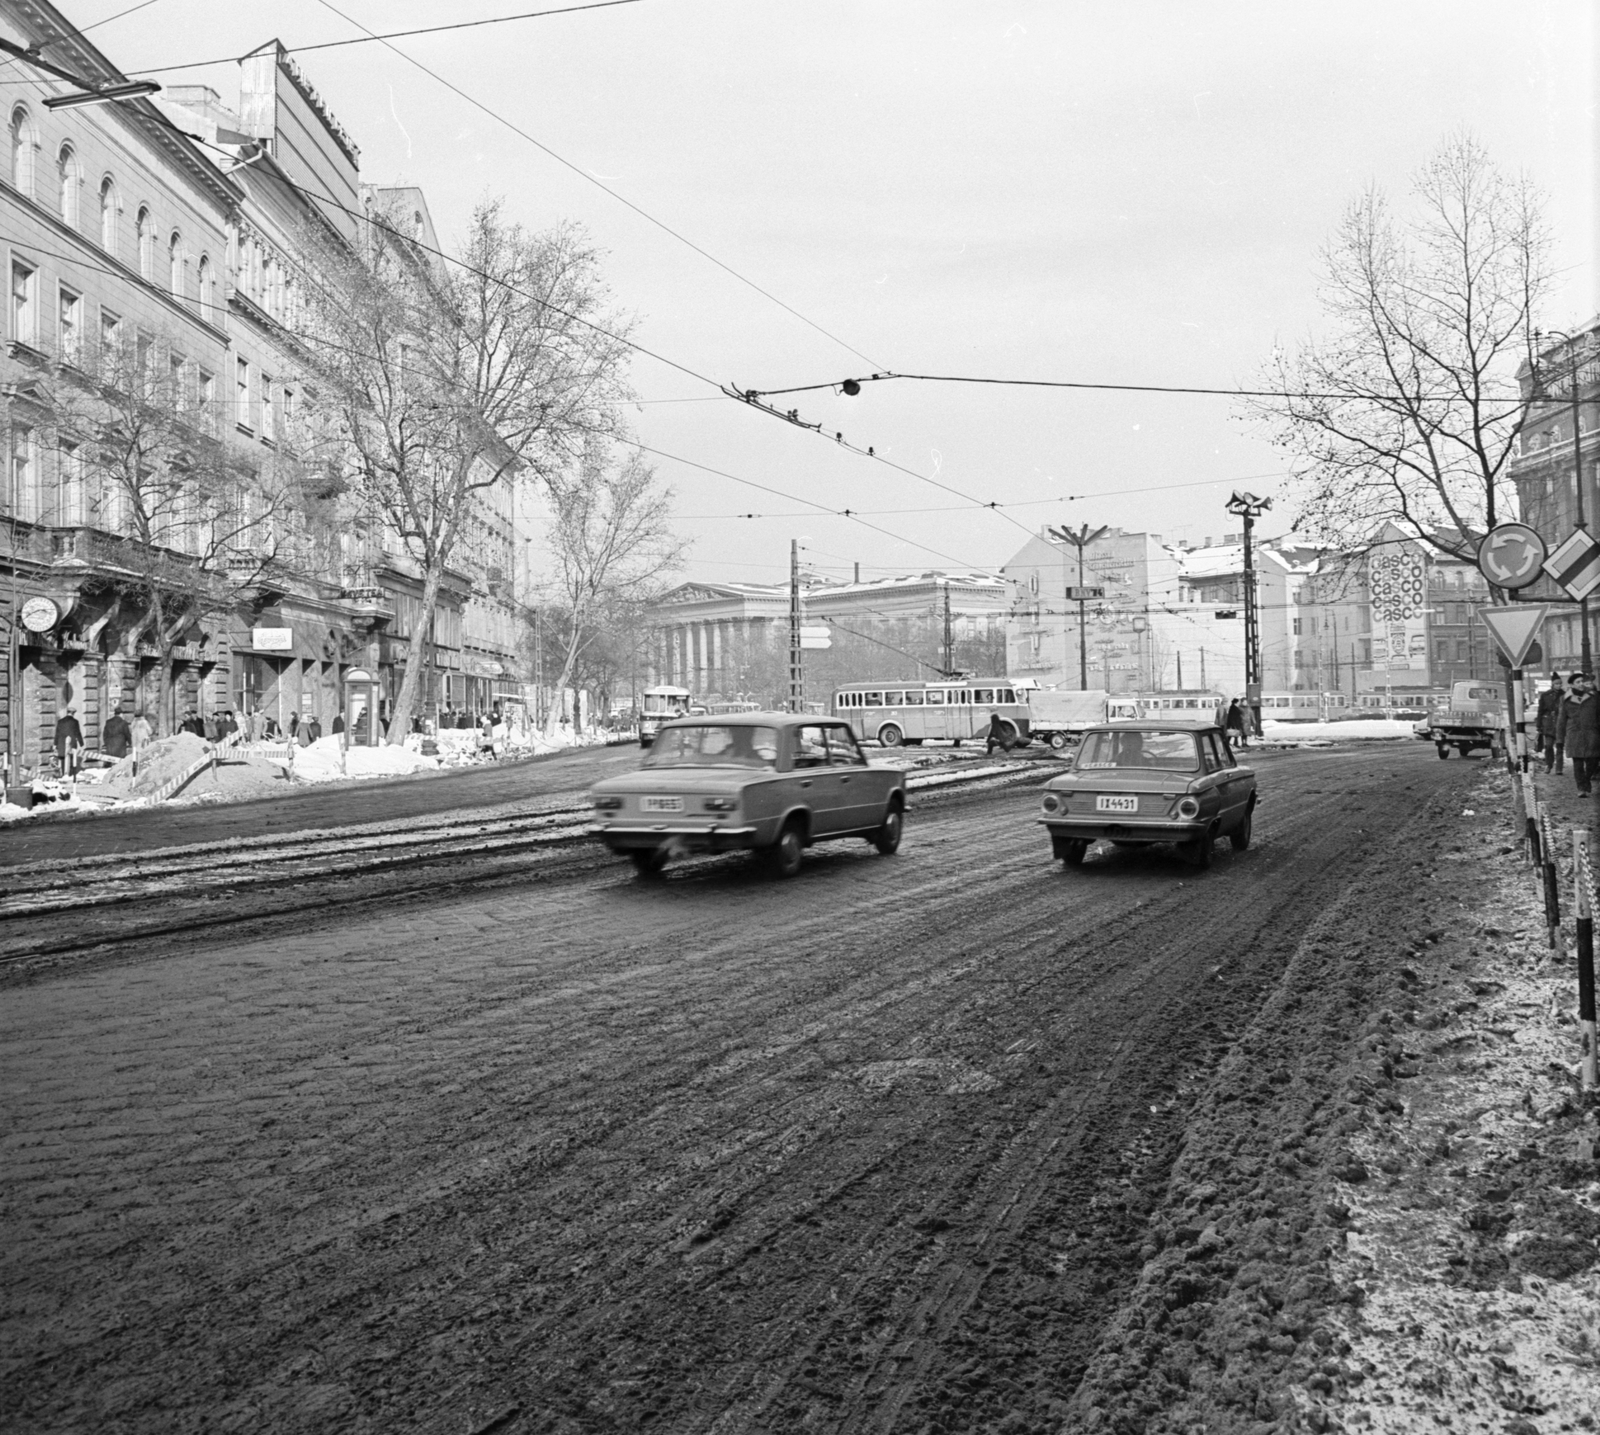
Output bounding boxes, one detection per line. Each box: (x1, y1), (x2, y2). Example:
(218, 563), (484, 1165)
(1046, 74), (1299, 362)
(1047, 523), (1110, 690)
(1225, 491), (1272, 734)
(44, 80), (161, 109)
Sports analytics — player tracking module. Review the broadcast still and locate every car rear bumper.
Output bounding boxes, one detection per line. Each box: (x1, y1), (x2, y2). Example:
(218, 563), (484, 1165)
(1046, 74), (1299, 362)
(1039, 817), (1205, 844)
(592, 823), (760, 853)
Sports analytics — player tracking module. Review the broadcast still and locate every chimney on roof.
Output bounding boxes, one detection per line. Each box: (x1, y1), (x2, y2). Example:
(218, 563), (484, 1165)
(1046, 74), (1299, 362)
(854, 562), (860, 584)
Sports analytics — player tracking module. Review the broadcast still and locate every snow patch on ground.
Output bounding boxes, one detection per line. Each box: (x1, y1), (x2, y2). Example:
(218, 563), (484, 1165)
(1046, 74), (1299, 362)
(1260, 719), (1418, 743)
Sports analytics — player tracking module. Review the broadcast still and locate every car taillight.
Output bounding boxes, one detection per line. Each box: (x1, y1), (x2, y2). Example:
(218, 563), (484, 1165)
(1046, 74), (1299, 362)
(592, 795), (623, 810)
(703, 797), (738, 812)
(1041, 793), (1062, 814)
(1177, 797), (1200, 819)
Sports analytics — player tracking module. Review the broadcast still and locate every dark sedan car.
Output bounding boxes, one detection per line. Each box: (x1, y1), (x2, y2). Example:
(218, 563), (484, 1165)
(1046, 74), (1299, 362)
(1037, 720), (1257, 870)
(587, 712), (907, 877)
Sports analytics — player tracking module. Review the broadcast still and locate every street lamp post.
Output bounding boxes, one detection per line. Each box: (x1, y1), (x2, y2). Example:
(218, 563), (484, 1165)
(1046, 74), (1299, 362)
(1225, 491), (1273, 734)
(1048, 524), (1109, 690)
(1534, 328), (1595, 672)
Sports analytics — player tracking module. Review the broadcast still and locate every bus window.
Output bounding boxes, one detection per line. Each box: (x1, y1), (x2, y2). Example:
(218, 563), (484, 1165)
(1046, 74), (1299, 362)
(973, 688), (994, 705)
(863, 691), (883, 707)
(1000, 688), (1015, 703)
(885, 690), (906, 705)
(903, 690), (924, 705)
(924, 691), (945, 706)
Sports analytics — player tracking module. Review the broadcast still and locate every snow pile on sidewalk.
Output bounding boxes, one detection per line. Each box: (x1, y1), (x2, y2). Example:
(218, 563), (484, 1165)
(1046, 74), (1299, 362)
(128, 732), (211, 794)
(288, 736), (441, 783)
(1261, 717), (1417, 743)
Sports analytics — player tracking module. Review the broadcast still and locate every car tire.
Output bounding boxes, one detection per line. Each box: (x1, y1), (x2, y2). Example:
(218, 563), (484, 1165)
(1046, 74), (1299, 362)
(1182, 833), (1214, 869)
(1229, 808), (1253, 851)
(1060, 838), (1089, 866)
(878, 723), (904, 748)
(873, 803), (903, 855)
(764, 820), (804, 878)
(1436, 744), (1450, 759)
(1048, 731), (1069, 750)
(630, 847), (668, 877)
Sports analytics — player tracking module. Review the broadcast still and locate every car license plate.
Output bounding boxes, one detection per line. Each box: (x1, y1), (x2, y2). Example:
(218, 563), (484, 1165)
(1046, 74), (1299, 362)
(642, 796), (684, 812)
(1095, 795), (1139, 813)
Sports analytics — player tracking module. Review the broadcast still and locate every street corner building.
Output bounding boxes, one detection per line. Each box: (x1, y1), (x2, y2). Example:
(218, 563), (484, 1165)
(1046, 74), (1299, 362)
(0, 2), (528, 778)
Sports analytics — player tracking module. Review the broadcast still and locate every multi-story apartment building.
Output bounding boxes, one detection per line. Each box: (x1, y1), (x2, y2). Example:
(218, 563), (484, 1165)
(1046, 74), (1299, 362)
(1509, 320), (1600, 671)
(1, 5), (527, 774)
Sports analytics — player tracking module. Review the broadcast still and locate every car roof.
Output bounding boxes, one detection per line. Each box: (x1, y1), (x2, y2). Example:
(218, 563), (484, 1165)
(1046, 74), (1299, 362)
(660, 711), (823, 729)
(1082, 719), (1224, 734)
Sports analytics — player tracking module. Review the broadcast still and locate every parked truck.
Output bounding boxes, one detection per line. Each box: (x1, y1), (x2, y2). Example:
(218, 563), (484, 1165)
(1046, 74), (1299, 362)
(1424, 680), (1504, 759)
(1026, 689), (1137, 748)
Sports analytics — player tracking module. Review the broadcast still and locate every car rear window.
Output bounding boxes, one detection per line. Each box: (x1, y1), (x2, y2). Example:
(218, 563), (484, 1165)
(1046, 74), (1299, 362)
(643, 724), (779, 768)
(1077, 729), (1200, 772)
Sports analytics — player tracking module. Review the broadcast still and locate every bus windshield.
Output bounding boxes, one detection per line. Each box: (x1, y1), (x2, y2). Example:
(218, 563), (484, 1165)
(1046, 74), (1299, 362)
(642, 724), (779, 769)
(1076, 729), (1200, 772)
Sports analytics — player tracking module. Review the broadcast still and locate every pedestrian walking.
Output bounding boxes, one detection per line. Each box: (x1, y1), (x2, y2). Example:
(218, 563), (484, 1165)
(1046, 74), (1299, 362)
(1556, 673), (1600, 796)
(53, 706), (84, 776)
(202, 711), (219, 742)
(219, 710), (238, 739)
(984, 710), (1015, 756)
(102, 705), (131, 759)
(1537, 673), (1566, 774)
(130, 710), (153, 752)
(1225, 698), (1249, 750)
(249, 705), (267, 742)
(306, 714), (322, 743)
(332, 710), (346, 736)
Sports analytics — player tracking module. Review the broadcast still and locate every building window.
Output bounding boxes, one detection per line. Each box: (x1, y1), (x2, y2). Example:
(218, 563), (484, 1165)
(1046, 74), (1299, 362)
(235, 356), (251, 430)
(58, 286), (80, 364)
(135, 332), (153, 396)
(1291, 617), (1302, 636)
(197, 254), (214, 320)
(261, 375), (275, 442)
(11, 258), (36, 345)
(136, 206), (154, 279)
(10, 424), (36, 520)
(57, 143), (80, 227)
(58, 440), (84, 525)
(9, 106), (34, 197)
(99, 176), (117, 253)
(168, 231), (185, 298)
(99, 307), (121, 364)
(169, 352), (186, 406)
(198, 368), (215, 433)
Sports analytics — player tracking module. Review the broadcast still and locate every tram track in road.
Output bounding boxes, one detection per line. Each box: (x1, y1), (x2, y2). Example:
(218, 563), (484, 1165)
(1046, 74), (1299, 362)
(3, 757), (1051, 977)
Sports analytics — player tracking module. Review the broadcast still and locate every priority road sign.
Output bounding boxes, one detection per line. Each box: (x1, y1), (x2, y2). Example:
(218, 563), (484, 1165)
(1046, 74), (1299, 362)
(1477, 523), (1547, 589)
(1543, 528), (1600, 601)
(1479, 604), (1550, 668)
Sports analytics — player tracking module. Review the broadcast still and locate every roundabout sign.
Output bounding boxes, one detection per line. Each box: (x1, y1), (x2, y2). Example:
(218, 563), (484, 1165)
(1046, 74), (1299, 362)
(1476, 523), (1547, 590)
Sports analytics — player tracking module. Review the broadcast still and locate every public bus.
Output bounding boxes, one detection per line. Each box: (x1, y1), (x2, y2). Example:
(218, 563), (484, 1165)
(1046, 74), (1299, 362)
(639, 685), (693, 747)
(833, 680), (1031, 747)
(1259, 692), (1352, 721)
(709, 700), (762, 716)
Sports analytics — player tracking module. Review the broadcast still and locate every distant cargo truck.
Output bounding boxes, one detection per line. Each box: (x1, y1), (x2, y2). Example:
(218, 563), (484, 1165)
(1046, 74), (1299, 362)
(1425, 680), (1504, 759)
(1026, 689), (1225, 749)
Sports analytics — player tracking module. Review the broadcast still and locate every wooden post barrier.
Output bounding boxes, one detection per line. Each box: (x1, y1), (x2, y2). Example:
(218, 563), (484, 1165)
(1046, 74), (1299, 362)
(1576, 830), (1599, 1091)
(1523, 770), (1542, 866)
(1540, 810), (1564, 957)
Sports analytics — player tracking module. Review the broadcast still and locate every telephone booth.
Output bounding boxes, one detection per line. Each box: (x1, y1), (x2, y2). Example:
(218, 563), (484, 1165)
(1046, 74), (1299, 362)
(343, 668), (382, 746)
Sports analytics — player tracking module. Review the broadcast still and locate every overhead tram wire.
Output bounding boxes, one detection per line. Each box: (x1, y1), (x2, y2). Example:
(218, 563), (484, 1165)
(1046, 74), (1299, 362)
(307, 0), (884, 372)
(123, 1), (646, 75)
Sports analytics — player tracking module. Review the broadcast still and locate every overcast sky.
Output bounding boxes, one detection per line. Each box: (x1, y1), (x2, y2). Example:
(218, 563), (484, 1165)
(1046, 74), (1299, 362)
(79, 0), (1597, 587)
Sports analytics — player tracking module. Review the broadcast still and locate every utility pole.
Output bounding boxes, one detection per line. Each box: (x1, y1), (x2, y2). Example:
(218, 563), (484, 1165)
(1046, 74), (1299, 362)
(1226, 491), (1272, 735)
(1048, 524), (1109, 690)
(942, 579), (954, 675)
(788, 538), (803, 712)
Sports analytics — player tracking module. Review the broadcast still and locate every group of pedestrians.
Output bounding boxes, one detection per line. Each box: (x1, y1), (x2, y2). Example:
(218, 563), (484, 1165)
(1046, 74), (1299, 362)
(51, 704), (154, 778)
(1537, 670), (1600, 796)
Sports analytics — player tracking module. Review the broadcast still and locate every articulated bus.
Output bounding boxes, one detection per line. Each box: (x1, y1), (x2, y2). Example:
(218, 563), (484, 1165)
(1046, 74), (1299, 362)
(833, 680), (1030, 747)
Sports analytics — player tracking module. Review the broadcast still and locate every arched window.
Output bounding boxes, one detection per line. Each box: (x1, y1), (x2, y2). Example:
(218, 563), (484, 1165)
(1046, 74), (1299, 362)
(135, 206), (153, 279)
(168, 230), (184, 297)
(9, 106), (34, 196)
(57, 143), (79, 227)
(99, 176), (117, 253)
(197, 254), (213, 320)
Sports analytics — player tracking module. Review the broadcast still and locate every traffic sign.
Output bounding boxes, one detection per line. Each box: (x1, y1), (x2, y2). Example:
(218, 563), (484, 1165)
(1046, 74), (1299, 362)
(1477, 523), (1547, 589)
(1065, 586), (1105, 600)
(1479, 604), (1550, 668)
(799, 636), (832, 650)
(1543, 528), (1600, 601)
(798, 624), (830, 640)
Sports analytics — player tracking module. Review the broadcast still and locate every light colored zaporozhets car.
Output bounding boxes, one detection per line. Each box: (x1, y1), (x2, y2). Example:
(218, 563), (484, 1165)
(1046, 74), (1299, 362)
(587, 712), (908, 878)
(1038, 720), (1257, 870)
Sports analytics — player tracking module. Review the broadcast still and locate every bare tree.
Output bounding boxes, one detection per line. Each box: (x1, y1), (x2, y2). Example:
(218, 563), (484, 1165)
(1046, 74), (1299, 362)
(1247, 134), (1551, 562)
(299, 198), (634, 741)
(539, 440), (683, 733)
(49, 333), (318, 735)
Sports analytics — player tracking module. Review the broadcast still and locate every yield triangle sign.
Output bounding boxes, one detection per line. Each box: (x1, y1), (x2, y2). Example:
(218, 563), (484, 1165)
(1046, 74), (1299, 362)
(1479, 605), (1549, 668)
(1542, 527), (1600, 600)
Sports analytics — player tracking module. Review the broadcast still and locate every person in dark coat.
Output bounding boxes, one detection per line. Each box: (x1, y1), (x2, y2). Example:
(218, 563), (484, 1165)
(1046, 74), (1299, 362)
(985, 711), (1015, 756)
(306, 715), (322, 743)
(332, 710), (345, 736)
(102, 706), (131, 759)
(1225, 698), (1249, 749)
(54, 707), (84, 775)
(1556, 673), (1600, 795)
(1536, 673), (1566, 774)
(181, 709), (205, 737)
